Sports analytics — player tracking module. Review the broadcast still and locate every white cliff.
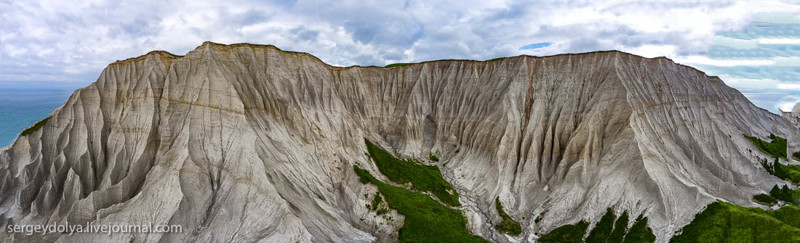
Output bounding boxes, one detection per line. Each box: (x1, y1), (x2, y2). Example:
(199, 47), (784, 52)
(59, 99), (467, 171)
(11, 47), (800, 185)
(0, 42), (793, 242)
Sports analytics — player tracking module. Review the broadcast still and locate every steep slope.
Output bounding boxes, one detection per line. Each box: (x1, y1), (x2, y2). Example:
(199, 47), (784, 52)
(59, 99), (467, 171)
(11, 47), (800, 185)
(0, 42), (794, 242)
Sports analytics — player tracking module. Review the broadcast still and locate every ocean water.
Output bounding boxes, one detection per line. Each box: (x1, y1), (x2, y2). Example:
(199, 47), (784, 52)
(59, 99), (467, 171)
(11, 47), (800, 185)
(0, 88), (75, 148)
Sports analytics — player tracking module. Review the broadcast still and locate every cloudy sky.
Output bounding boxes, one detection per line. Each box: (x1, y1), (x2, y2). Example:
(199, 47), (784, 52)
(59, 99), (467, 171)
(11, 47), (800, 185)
(2, 0), (800, 112)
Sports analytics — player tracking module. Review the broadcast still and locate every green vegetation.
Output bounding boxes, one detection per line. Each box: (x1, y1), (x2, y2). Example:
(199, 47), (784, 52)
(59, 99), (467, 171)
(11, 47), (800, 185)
(385, 63), (415, 68)
(754, 185), (800, 205)
(671, 201), (800, 242)
(586, 209), (616, 242)
(793, 151), (800, 161)
(20, 117), (49, 136)
(539, 221), (589, 243)
(745, 133), (787, 159)
(355, 140), (485, 242)
(754, 193), (778, 205)
(365, 139), (460, 206)
(494, 197), (522, 236)
(708, 75), (719, 79)
(624, 216), (656, 243)
(367, 192), (389, 215)
(429, 153), (440, 162)
(353, 165), (486, 242)
(607, 212), (629, 243)
(550, 209), (655, 243)
(746, 133), (800, 184)
(770, 185), (800, 204)
(761, 157), (800, 183)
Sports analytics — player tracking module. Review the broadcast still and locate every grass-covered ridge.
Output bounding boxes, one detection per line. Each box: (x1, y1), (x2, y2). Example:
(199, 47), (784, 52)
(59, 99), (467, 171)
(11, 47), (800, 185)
(364, 139), (461, 206)
(494, 197), (521, 236)
(539, 209), (655, 243)
(745, 133), (787, 159)
(20, 117), (50, 136)
(671, 201), (800, 242)
(385, 63), (415, 68)
(353, 166), (486, 242)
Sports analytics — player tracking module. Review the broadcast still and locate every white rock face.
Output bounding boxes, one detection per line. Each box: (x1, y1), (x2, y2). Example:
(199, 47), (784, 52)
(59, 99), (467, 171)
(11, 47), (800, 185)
(0, 42), (794, 242)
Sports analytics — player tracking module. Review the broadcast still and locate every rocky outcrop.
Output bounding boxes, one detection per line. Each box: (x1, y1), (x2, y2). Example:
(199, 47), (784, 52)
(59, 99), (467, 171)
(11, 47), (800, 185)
(0, 42), (793, 242)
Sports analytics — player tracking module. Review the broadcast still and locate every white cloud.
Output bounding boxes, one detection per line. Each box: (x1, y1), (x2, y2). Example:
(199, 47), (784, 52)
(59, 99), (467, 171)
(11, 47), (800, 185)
(779, 96), (800, 112)
(777, 83), (800, 90)
(714, 36), (759, 49)
(0, 0), (798, 101)
(757, 38), (800, 44)
(720, 76), (781, 89)
(675, 56), (776, 66)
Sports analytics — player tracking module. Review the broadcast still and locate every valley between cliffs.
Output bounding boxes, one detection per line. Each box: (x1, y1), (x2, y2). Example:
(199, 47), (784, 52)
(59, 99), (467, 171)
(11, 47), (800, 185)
(0, 42), (796, 242)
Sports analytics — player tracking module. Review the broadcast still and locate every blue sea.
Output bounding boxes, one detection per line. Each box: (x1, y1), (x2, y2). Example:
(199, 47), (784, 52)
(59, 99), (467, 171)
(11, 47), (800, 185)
(0, 88), (75, 148)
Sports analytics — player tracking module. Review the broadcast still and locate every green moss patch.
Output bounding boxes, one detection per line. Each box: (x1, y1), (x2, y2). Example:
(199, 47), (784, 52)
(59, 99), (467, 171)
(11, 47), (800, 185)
(494, 197), (522, 236)
(353, 165), (486, 242)
(745, 133), (787, 160)
(20, 117), (50, 136)
(671, 201), (800, 242)
(365, 139), (460, 206)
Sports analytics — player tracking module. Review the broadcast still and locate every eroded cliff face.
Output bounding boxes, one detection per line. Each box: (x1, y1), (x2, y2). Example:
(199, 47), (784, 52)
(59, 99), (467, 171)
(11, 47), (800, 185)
(0, 42), (793, 242)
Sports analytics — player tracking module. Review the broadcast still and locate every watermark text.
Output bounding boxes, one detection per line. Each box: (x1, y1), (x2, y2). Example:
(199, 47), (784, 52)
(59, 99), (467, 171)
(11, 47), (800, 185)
(6, 222), (182, 236)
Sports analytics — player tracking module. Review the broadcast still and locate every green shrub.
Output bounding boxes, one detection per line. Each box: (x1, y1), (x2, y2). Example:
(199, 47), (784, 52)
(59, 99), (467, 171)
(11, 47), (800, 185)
(494, 197), (522, 236)
(20, 117), (50, 136)
(353, 165), (486, 242)
(365, 139), (460, 206)
(770, 185), (797, 203)
(754, 193), (777, 205)
(607, 212), (629, 242)
(429, 153), (440, 162)
(368, 192), (389, 215)
(539, 209), (656, 243)
(671, 201), (800, 242)
(623, 216), (656, 243)
(761, 157), (800, 183)
(539, 221), (589, 243)
(745, 134), (787, 159)
(586, 209), (616, 242)
(793, 151), (800, 161)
